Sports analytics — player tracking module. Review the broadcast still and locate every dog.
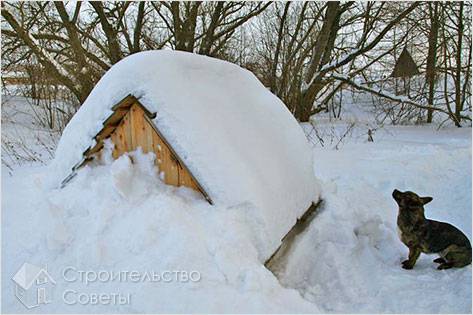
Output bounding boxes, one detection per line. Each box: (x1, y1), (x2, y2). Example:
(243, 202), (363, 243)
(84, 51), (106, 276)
(392, 189), (471, 270)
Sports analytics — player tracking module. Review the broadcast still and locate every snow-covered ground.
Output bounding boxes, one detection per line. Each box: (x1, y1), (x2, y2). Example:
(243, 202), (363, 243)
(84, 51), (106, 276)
(288, 120), (472, 313)
(2, 94), (471, 313)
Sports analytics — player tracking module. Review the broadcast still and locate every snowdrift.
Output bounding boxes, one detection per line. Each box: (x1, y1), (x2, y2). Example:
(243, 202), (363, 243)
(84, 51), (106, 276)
(4, 150), (318, 313)
(51, 50), (320, 260)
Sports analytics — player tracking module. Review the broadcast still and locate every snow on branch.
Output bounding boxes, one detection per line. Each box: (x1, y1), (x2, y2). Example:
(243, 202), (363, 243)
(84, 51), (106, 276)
(303, 3), (420, 92)
(2, 8), (71, 79)
(331, 74), (471, 123)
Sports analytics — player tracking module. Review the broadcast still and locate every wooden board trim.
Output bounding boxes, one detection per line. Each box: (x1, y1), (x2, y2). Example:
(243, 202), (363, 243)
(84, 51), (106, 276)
(61, 94), (211, 206)
(83, 143), (104, 158)
(264, 199), (323, 272)
(85, 96), (158, 160)
(95, 124), (119, 141)
(111, 94), (135, 111)
(102, 109), (129, 127)
(112, 94), (156, 119)
(143, 114), (213, 205)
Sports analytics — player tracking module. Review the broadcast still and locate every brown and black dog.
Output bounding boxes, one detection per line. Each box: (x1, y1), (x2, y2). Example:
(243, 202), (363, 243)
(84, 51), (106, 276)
(393, 189), (471, 270)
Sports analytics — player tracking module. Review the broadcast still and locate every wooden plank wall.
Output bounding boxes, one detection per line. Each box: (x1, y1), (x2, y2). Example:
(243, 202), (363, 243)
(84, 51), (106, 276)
(103, 103), (200, 191)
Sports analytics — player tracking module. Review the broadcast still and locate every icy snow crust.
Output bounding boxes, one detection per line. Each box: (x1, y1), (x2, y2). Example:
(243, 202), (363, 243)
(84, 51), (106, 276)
(52, 50), (319, 259)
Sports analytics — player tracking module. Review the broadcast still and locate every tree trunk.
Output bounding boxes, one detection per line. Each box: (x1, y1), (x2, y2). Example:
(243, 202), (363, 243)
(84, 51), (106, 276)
(426, 2), (439, 123)
(54, 2), (94, 101)
(297, 2), (341, 122)
(270, 2), (290, 94)
(454, 2), (464, 126)
(132, 2), (146, 53)
(171, 2), (200, 52)
(90, 2), (122, 64)
(304, 2), (340, 83)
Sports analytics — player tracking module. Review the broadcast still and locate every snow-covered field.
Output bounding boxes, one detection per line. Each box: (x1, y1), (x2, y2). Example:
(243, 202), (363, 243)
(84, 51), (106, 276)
(2, 94), (471, 313)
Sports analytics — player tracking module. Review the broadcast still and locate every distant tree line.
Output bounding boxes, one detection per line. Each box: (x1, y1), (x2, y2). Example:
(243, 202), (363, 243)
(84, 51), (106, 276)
(1, 1), (471, 126)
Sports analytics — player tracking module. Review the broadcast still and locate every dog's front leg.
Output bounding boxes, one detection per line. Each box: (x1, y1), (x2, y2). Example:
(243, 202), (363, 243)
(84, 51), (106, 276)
(402, 247), (421, 269)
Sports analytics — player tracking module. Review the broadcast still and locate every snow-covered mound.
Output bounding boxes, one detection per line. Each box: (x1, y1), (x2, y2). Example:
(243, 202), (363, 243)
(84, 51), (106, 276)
(3, 149), (318, 313)
(51, 50), (319, 260)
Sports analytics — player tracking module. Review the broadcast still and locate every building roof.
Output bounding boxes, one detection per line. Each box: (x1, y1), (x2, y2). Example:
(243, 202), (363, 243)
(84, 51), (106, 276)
(391, 46), (420, 78)
(51, 50), (320, 259)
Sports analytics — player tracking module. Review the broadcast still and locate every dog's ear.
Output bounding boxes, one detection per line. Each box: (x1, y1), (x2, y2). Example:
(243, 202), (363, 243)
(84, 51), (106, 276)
(421, 197), (433, 205)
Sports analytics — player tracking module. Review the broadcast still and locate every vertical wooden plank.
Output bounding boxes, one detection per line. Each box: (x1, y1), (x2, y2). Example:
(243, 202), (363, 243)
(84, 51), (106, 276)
(177, 162), (200, 190)
(111, 130), (120, 159)
(98, 103), (204, 195)
(167, 155), (179, 186)
(150, 129), (179, 186)
(152, 130), (165, 179)
(140, 108), (158, 158)
(122, 111), (133, 152)
(152, 130), (163, 168)
(145, 118), (155, 156)
(111, 122), (123, 158)
(95, 144), (103, 161)
(152, 133), (168, 182)
(131, 104), (149, 153)
(129, 105), (138, 151)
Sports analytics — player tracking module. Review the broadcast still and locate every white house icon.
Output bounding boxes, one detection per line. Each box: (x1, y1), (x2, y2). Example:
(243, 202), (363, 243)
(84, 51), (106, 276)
(12, 263), (56, 309)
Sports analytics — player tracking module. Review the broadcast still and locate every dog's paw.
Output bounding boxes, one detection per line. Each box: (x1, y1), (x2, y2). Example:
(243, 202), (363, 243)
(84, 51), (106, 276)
(437, 262), (453, 270)
(401, 260), (413, 269)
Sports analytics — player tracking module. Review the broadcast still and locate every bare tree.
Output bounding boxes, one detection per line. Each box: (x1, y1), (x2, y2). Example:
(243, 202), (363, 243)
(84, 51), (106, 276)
(2, 1), (470, 127)
(151, 1), (271, 57)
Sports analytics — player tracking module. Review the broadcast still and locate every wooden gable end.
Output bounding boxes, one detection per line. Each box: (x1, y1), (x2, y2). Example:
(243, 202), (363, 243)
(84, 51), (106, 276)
(66, 95), (212, 204)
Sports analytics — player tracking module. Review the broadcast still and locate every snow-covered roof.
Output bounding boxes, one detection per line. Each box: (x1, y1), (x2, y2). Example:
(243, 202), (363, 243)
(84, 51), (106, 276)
(12, 263), (55, 289)
(52, 50), (319, 258)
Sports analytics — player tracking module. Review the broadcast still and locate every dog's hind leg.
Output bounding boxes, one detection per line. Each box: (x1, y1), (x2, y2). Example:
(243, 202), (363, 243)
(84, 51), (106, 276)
(442, 244), (472, 268)
(433, 257), (446, 264)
